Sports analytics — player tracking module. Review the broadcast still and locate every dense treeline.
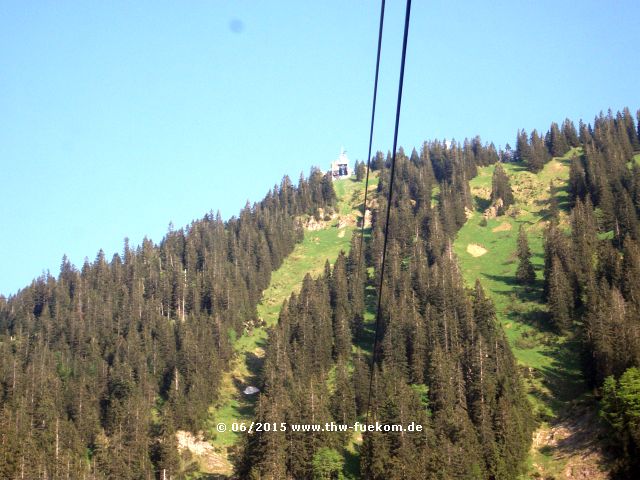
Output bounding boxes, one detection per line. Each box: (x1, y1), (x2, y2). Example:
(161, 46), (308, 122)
(538, 108), (640, 476)
(514, 118), (579, 173)
(240, 139), (534, 479)
(0, 170), (336, 479)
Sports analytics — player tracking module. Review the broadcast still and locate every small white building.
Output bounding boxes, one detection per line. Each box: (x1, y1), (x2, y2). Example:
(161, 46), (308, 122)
(330, 147), (351, 180)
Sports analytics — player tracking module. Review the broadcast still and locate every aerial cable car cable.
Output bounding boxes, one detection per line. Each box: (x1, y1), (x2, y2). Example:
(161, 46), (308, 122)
(356, 0), (386, 273)
(365, 0), (412, 424)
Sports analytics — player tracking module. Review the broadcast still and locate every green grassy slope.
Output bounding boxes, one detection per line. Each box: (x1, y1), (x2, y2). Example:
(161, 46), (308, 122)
(194, 175), (374, 476)
(207, 225), (354, 449)
(453, 149), (593, 477)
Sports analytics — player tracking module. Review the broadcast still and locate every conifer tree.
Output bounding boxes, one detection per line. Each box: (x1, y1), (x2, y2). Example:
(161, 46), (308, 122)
(515, 129), (531, 164)
(579, 119), (592, 144)
(355, 160), (367, 181)
(490, 163), (514, 214)
(548, 255), (573, 331)
(543, 222), (573, 300)
(562, 118), (580, 147)
(154, 410), (180, 480)
(569, 155), (588, 204)
(546, 121), (570, 157)
(515, 225), (536, 285)
(571, 197), (598, 293)
(621, 236), (640, 309)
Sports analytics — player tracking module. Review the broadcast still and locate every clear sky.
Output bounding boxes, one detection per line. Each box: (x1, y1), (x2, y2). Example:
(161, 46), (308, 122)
(1, 1), (639, 296)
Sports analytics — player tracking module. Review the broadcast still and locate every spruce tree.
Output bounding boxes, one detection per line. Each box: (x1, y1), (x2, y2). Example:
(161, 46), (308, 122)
(355, 160), (367, 181)
(490, 163), (515, 214)
(154, 410), (180, 480)
(546, 121), (570, 157)
(562, 118), (580, 147)
(515, 225), (536, 285)
(621, 236), (640, 309)
(569, 155), (588, 204)
(515, 129), (531, 164)
(548, 255), (573, 331)
(528, 130), (549, 172)
(571, 197), (598, 292)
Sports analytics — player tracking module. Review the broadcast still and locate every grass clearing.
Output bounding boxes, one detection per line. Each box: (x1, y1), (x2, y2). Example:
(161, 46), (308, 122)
(453, 149), (590, 477)
(200, 175), (372, 475)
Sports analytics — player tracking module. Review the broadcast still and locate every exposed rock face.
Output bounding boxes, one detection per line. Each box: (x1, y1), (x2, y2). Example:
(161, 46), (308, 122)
(531, 406), (612, 480)
(363, 209), (372, 228)
(465, 207), (474, 219)
(176, 430), (232, 474)
(337, 214), (356, 229)
(304, 216), (324, 231)
(301, 207), (340, 231)
(483, 197), (504, 219)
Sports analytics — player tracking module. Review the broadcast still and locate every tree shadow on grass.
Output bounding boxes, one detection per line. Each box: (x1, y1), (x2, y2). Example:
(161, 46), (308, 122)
(225, 348), (266, 420)
(481, 273), (544, 304)
(536, 207), (555, 223)
(482, 272), (519, 287)
(506, 308), (554, 333)
(244, 348), (265, 377)
(550, 405), (613, 467)
(554, 186), (572, 212)
(354, 323), (375, 352)
(344, 443), (361, 478)
(508, 163), (530, 173)
(227, 387), (257, 418)
(527, 382), (557, 420)
(474, 195), (491, 213)
(542, 339), (585, 398)
(521, 331), (587, 417)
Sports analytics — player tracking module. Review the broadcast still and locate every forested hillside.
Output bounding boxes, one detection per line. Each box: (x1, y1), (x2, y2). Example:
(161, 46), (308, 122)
(238, 108), (640, 479)
(0, 169), (336, 478)
(239, 141), (535, 479)
(453, 108), (640, 478)
(1, 107), (639, 480)
(557, 109), (640, 477)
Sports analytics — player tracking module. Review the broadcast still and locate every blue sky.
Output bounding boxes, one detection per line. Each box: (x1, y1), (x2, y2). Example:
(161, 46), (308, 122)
(1, 1), (639, 295)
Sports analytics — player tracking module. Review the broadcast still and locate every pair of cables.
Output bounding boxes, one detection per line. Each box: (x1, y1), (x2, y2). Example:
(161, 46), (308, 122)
(356, 0), (413, 422)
